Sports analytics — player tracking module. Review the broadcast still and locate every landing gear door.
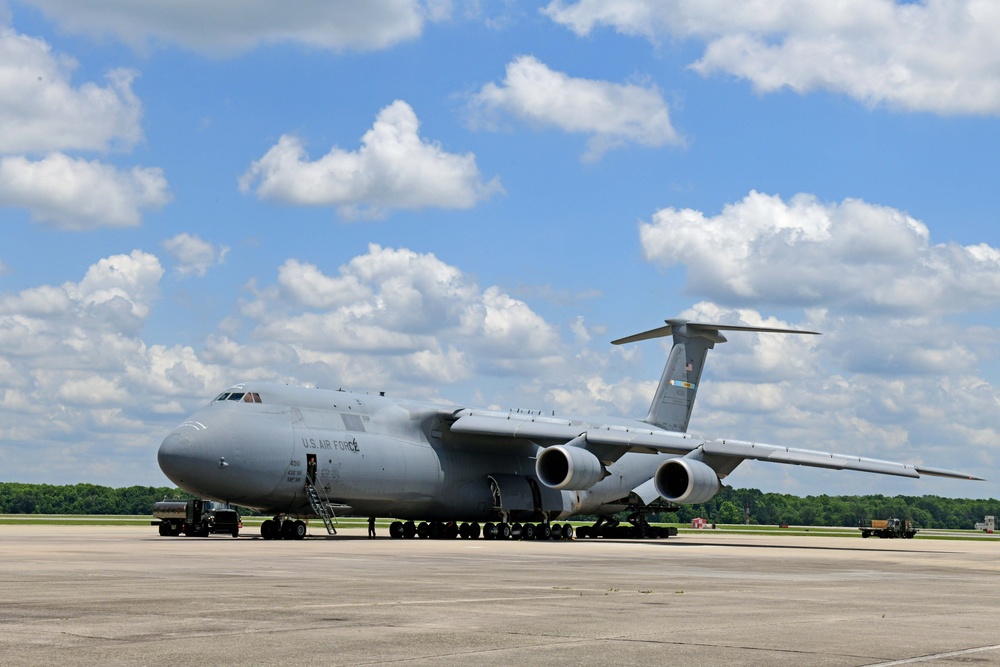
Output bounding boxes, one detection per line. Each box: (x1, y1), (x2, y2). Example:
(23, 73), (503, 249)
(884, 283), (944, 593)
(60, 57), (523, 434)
(489, 475), (537, 515)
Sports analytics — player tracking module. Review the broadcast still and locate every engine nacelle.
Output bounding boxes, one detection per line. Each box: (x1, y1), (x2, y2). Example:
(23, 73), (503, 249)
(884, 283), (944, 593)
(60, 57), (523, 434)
(536, 444), (606, 490)
(653, 457), (721, 504)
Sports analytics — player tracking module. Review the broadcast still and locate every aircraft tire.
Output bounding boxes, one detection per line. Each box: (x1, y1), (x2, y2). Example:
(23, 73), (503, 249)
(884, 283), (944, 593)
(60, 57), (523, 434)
(562, 524), (574, 540)
(510, 523), (522, 540)
(469, 523), (481, 539)
(445, 522), (459, 539)
(522, 523), (535, 540)
(483, 523), (497, 540)
(417, 522), (430, 539)
(498, 523), (511, 540)
(389, 521), (404, 539)
(576, 526), (589, 539)
(403, 521), (416, 539)
(293, 520), (307, 540)
(550, 524), (563, 540)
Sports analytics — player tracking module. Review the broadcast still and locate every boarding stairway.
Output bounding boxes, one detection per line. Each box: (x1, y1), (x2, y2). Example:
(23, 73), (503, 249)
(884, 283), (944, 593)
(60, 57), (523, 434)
(305, 482), (338, 535)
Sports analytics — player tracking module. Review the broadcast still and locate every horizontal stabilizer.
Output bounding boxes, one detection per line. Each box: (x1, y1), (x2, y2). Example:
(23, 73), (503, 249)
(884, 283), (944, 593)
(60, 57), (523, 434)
(612, 319), (820, 346)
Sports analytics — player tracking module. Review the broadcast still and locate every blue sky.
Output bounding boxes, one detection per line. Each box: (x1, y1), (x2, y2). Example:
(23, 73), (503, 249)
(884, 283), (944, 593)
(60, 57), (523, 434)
(1, 0), (998, 499)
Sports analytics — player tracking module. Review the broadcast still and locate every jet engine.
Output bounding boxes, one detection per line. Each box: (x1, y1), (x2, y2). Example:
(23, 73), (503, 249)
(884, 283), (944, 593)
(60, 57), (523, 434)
(536, 444), (606, 490)
(653, 457), (721, 504)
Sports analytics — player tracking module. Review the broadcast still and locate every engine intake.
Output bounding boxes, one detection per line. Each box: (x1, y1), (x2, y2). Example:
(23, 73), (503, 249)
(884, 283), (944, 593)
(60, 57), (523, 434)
(536, 444), (606, 490)
(654, 457), (721, 504)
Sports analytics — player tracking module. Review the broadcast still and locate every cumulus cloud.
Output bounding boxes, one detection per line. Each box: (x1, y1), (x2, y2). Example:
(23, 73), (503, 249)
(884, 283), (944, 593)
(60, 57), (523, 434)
(639, 191), (1000, 315)
(468, 55), (681, 161)
(544, 0), (1000, 114)
(0, 154), (171, 230)
(257, 245), (561, 365)
(202, 244), (566, 396)
(240, 100), (502, 219)
(0, 26), (170, 229)
(162, 233), (229, 278)
(0, 250), (163, 331)
(0, 250), (233, 481)
(20, 0), (436, 56)
(0, 27), (143, 153)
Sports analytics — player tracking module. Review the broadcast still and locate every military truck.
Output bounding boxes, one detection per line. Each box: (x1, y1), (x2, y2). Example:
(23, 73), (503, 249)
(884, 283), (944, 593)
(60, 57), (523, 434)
(859, 518), (917, 539)
(152, 499), (241, 537)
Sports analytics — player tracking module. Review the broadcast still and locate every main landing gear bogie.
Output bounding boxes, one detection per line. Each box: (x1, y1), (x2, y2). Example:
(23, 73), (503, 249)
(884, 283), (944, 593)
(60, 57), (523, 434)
(574, 524), (674, 539)
(260, 517), (308, 540)
(387, 520), (576, 541)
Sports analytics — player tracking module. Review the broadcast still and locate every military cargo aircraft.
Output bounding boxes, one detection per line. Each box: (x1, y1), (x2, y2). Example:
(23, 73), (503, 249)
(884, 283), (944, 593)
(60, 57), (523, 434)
(157, 319), (982, 540)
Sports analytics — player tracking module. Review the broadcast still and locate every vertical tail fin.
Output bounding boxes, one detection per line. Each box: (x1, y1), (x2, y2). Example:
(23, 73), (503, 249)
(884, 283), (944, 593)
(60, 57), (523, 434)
(612, 319), (819, 433)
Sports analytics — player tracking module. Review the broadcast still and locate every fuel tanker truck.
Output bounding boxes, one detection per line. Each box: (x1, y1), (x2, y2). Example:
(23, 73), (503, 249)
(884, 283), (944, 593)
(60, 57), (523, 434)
(152, 498), (241, 537)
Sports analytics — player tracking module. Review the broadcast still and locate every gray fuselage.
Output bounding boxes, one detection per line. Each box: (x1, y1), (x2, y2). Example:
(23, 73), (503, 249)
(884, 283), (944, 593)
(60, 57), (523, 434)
(157, 382), (669, 521)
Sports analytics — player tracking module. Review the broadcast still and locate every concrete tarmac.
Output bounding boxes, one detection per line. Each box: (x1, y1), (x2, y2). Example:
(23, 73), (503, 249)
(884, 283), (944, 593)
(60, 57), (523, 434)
(2, 525), (999, 666)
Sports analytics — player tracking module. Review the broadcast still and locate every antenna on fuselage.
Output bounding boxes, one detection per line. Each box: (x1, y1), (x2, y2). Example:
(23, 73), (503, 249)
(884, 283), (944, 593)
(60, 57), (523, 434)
(613, 319), (820, 433)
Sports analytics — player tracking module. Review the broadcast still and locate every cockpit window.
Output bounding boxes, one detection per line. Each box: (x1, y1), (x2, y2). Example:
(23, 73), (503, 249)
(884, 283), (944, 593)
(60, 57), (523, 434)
(214, 391), (262, 403)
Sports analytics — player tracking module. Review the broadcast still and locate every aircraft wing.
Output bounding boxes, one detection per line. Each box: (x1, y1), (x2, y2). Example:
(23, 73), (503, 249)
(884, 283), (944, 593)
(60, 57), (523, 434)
(447, 409), (983, 481)
(698, 438), (982, 480)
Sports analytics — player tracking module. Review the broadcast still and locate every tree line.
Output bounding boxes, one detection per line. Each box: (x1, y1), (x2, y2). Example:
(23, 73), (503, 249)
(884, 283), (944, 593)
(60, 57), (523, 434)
(648, 486), (1000, 530)
(1, 482), (997, 529)
(0, 483), (190, 515)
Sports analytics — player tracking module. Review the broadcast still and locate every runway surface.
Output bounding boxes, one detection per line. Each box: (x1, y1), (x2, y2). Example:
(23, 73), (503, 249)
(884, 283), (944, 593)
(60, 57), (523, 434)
(2, 525), (999, 666)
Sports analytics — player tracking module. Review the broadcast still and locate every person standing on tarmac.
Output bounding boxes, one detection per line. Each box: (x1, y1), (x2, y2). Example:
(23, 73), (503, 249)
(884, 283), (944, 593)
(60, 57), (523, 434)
(368, 516), (376, 539)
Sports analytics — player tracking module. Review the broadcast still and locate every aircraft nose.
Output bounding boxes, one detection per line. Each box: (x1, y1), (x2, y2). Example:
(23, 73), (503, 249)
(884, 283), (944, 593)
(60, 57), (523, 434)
(157, 429), (198, 487)
(157, 419), (242, 499)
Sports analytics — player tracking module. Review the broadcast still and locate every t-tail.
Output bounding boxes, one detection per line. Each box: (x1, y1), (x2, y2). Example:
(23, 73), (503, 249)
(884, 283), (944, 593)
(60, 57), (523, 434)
(612, 319), (820, 433)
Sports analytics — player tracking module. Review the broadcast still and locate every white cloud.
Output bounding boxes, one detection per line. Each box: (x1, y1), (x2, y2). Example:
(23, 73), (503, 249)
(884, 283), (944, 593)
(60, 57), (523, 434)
(469, 55), (681, 161)
(639, 191), (1000, 315)
(0, 27), (143, 153)
(20, 0), (436, 56)
(0, 153), (171, 230)
(275, 259), (369, 310)
(0, 250), (233, 483)
(162, 233), (229, 278)
(242, 244), (564, 386)
(544, 0), (1000, 114)
(0, 26), (169, 229)
(240, 100), (502, 219)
